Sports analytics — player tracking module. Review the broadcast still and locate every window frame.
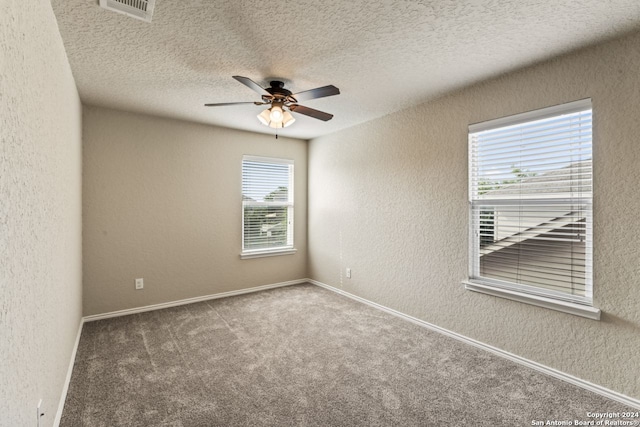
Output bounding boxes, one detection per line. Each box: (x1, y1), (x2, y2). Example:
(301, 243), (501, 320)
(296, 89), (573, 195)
(240, 155), (296, 259)
(464, 99), (600, 320)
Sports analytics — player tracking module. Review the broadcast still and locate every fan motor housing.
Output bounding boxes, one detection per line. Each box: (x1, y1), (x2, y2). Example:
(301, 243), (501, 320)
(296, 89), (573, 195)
(265, 81), (292, 98)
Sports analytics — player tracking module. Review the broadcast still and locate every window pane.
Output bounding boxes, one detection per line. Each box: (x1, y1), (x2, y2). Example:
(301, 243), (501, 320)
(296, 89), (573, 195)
(475, 203), (589, 297)
(243, 205), (290, 250)
(242, 161), (291, 203)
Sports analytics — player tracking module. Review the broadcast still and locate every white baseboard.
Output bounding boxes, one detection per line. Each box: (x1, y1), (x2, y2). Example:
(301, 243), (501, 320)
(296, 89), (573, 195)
(83, 279), (307, 322)
(54, 318), (84, 427)
(307, 279), (640, 410)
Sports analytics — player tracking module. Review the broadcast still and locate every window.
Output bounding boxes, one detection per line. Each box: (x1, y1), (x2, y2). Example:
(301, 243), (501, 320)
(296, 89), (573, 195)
(466, 99), (600, 319)
(241, 156), (294, 258)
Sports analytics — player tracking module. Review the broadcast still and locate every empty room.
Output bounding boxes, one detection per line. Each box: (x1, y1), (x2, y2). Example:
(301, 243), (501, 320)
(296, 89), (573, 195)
(3, 0), (640, 426)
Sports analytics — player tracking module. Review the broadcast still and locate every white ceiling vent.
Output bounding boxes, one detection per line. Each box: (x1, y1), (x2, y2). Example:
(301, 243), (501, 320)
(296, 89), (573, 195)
(99, 0), (156, 23)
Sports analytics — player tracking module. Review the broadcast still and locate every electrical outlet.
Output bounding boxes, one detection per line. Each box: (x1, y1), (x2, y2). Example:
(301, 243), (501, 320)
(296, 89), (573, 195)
(346, 268), (351, 279)
(135, 278), (144, 290)
(37, 399), (44, 427)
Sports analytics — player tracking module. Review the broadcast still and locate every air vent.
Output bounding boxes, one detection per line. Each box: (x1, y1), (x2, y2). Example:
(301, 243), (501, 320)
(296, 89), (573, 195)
(99, 0), (156, 23)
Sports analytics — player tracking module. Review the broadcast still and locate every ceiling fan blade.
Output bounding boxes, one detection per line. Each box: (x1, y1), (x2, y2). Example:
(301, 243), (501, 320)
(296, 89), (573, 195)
(232, 76), (270, 96)
(204, 101), (263, 107)
(291, 85), (340, 102)
(289, 104), (334, 121)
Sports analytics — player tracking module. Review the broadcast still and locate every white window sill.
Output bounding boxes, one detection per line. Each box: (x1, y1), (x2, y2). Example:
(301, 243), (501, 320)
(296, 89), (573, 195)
(462, 281), (601, 320)
(240, 248), (297, 259)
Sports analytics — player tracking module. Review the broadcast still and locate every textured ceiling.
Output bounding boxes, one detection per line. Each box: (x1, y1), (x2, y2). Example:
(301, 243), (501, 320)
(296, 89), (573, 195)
(51, 0), (640, 140)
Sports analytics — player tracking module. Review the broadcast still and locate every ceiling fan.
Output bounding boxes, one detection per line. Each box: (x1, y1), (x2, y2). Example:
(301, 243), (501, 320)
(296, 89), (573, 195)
(205, 76), (340, 129)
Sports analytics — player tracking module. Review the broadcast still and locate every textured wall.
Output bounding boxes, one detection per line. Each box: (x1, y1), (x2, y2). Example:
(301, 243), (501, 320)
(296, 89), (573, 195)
(82, 106), (307, 316)
(0, 0), (83, 426)
(308, 31), (640, 399)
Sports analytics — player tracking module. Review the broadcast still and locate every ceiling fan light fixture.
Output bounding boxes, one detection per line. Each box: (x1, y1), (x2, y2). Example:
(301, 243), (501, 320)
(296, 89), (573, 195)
(258, 105), (294, 129)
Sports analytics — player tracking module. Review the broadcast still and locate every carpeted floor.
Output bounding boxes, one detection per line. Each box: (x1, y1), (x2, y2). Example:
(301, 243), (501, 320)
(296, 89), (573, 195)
(60, 283), (633, 426)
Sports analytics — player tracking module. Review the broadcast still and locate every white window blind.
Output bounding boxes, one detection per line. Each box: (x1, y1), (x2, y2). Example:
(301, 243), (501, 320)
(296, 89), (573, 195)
(468, 99), (593, 305)
(242, 156), (294, 255)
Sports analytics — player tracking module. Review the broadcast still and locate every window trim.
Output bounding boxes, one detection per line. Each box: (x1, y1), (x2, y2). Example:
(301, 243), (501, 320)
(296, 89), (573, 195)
(465, 99), (600, 319)
(463, 281), (601, 320)
(468, 98), (592, 133)
(240, 248), (297, 259)
(240, 155), (295, 258)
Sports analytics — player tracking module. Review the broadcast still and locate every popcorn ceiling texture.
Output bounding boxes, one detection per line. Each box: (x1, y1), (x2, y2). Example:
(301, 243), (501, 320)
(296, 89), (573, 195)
(0, 0), (83, 426)
(308, 30), (640, 401)
(50, 0), (640, 140)
(82, 106), (307, 316)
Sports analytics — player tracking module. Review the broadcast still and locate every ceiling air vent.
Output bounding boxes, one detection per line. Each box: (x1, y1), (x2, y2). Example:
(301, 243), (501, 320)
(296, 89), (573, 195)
(99, 0), (156, 23)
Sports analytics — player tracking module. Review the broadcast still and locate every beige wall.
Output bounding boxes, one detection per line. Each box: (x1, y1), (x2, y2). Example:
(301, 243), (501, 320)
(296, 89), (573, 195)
(308, 30), (640, 400)
(82, 106), (307, 315)
(0, 1), (83, 426)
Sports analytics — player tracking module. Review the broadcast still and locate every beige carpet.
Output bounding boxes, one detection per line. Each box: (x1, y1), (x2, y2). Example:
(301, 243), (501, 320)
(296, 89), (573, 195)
(60, 283), (633, 426)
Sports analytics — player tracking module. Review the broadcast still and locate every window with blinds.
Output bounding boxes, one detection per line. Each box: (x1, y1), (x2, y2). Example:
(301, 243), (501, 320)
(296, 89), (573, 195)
(468, 99), (593, 306)
(242, 156), (294, 256)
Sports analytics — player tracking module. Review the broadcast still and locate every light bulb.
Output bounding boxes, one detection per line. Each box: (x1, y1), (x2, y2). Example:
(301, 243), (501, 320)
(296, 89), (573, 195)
(269, 106), (284, 123)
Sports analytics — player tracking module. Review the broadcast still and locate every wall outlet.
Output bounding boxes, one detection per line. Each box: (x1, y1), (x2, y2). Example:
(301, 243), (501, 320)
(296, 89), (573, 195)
(346, 268), (351, 279)
(135, 278), (144, 290)
(37, 399), (44, 427)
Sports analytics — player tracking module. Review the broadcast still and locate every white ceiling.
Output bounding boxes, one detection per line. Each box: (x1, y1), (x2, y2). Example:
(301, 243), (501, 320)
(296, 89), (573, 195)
(51, 0), (640, 140)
